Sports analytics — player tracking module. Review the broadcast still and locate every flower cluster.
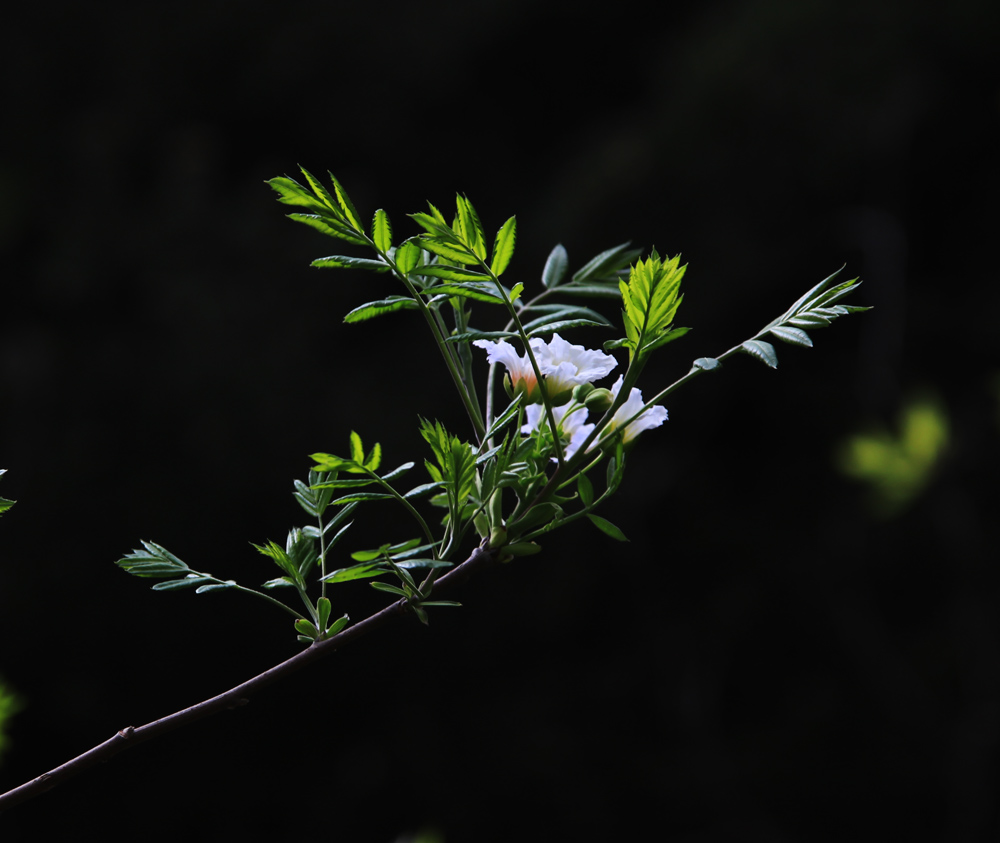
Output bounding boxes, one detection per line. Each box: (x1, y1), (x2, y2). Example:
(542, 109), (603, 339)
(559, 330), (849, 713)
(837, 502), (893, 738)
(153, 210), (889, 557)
(476, 334), (667, 459)
(473, 333), (617, 406)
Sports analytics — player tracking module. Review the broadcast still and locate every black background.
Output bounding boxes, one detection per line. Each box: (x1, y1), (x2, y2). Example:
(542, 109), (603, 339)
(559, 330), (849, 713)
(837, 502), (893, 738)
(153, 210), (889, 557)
(2, 0), (999, 840)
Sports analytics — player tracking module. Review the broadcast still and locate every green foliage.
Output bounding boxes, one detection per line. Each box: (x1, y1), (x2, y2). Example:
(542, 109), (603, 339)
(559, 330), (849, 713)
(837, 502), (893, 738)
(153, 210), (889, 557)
(0, 469), (14, 516)
(112, 172), (869, 642)
(117, 541), (198, 580)
(0, 677), (22, 765)
(420, 418), (477, 526)
(619, 251), (687, 362)
(837, 396), (948, 516)
(372, 209), (393, 253)
(738, 268), (870, 369)
(310, 431), (383, 475)
(343, 296), (419, 323)
(586, 514), (629, 542)
(490, 216), (517, 277)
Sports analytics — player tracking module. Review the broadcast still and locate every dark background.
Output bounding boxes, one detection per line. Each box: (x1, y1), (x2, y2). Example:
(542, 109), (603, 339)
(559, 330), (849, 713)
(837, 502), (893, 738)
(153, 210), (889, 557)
(2, 0), (999, 839)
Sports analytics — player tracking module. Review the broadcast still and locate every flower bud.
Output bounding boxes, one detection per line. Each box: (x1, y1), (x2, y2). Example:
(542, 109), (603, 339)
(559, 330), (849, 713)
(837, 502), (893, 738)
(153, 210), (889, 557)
(584, 387), (614, 414)
(545, 383), (575, 407)
(572, 383), (595, 403)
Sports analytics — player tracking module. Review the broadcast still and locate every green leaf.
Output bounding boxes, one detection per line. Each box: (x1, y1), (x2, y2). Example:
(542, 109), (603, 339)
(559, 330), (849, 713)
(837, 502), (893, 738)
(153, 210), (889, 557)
(116, 541), (192, 579)
(310, 476), (377, 490)
(380, 462), (415, 482)
(542, 244), (569, 288)
(252, 540), (299, 579)
(605, 445), (626, 493)
(317, 596), (333, 630)
(780, 267), (844, 321)
(424, 282), (507, 304)
(554, 284), (623, 300)
(393, 238), (422, 275)
(343, 296), (419, 323)
(351, 544), (389, 562)
(330, 492), (394, 505)
(409, 212), (458, 239)
(350, 431), (364, 464)
(327, 615), (350, 636)
(619, 252), (686, 362)
(295, 619), (319, 639)
(485, 397), (523, 440)
(372, 209), (392, 253)
(285, 527), (318, 578)
(445, 330), (519, 344)
(640, 325), (690, 354)
(475, 443), (504, 465)
(811, 279), (863, 310)
(572, 242), (642, 285)
(527, 318), (610, 337)
(322, 561), (385, 583)
(310, 452), (356, 473)
(150, 576), (214, 591)
(414, 264), (490, 282)
(403, 481), (444, 499)
(328, 172), (364, 233)
(298, 166), (341, 216)
(769, 325), (813, 347)
(455, 195), (487, 259)
(286, 213), (368, 246)
(586, 514), (629, 541)
(425, 201), (449, 227)
(267, 176), (332, 214)
(311, 255), (390, 272)
(788, 313), (832, 328)
(392, 541), (441, 561)
(510, 502), (563, 533)
(294, 474), (335, 517)
(741, 339), (779, 368)
(490, 216), (517, 277)
(419, 418), (477, 521)
(577, 474), (594, 507)
(693, 357), (721, 371)
(195, 581), (236, 594)
(416, 237), (479, 265)
(350, 538), (423, 563)
(520, 305), (612, 333)
(262, 577), (297, 589)
(370, 582), (409, 597)
(364, 442), (382, 472)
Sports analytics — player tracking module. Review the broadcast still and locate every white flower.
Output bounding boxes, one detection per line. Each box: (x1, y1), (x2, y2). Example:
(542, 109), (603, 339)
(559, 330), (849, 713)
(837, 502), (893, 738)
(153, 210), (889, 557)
(473, 338), (542, 402)
(522, 403), (595, 461)
(588, 376), (667, 450)
(533, 334), (618, 403)
(474, 333), (617, 405)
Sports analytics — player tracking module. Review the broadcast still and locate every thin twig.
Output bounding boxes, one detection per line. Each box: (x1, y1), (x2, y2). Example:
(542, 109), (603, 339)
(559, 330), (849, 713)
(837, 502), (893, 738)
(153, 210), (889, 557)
(0, 545), (497, 813)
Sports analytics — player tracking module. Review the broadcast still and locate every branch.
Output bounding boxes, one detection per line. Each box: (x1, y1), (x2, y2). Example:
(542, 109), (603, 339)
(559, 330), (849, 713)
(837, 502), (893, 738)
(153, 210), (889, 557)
(0, 545), (498, 813)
